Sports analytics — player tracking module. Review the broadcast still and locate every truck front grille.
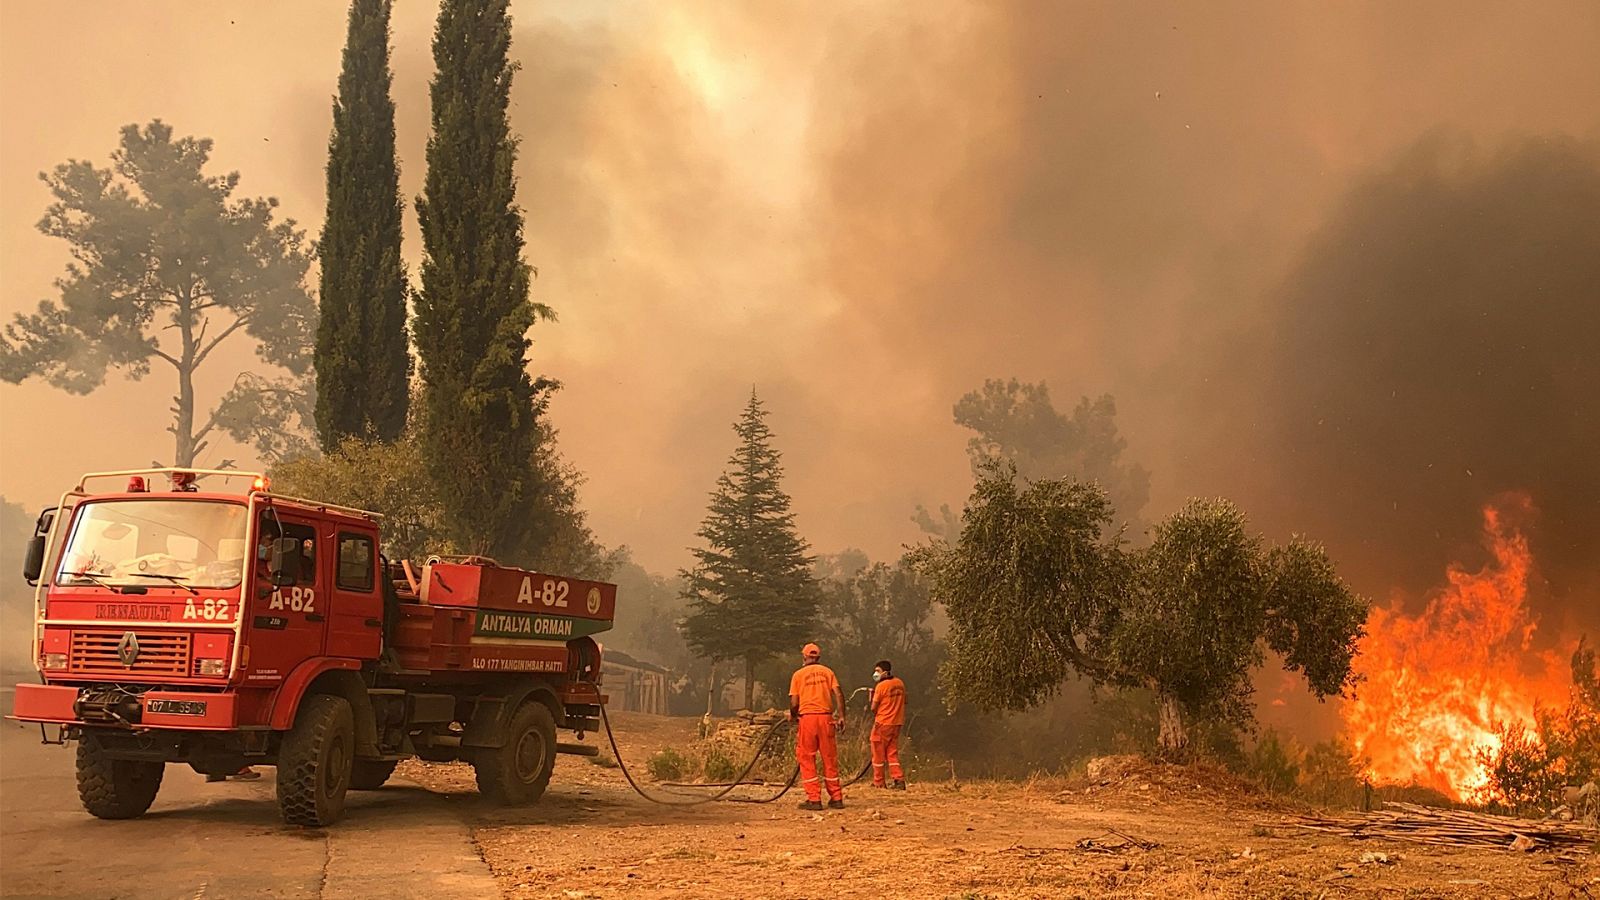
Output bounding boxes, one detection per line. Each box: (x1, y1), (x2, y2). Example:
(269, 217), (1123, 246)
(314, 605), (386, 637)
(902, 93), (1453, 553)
(69, 630), (191, 677)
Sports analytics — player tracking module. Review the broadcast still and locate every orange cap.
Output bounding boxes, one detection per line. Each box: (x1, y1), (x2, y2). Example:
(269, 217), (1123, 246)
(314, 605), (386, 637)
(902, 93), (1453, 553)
(802, 643), (821, 658)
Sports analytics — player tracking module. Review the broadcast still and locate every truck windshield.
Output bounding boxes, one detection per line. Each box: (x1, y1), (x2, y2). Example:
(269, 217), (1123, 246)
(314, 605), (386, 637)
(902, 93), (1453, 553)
(54, 499), (249, 591)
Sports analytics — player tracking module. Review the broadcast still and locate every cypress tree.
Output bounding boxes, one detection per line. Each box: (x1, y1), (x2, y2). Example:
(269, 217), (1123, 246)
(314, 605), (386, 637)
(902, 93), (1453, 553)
(315, 0), (410, 449)
(414, 0), (551, 557)
(681, 392), (821, 710)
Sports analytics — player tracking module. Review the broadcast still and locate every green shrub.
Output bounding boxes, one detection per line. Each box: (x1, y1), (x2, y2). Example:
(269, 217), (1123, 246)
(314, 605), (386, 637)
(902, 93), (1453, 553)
(703, 750), (738, 783)
(648, 747), (689, 782)
(1297, 739), (1364, 807)
(1247, 730), (1301, 795)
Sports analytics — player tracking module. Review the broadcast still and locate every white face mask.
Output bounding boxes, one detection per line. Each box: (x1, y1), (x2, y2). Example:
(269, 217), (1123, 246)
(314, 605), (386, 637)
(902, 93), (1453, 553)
(872, 671), (884, 683)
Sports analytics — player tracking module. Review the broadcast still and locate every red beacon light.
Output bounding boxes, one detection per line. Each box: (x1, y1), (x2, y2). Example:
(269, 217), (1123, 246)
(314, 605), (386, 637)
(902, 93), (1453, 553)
(168, 471), (198, 492)
(252, 475), (270, 492)
(126, 476), (147, 493)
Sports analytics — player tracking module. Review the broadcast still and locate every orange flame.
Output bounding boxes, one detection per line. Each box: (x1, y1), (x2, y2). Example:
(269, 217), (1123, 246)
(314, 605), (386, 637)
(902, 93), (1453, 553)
(1341, 498), (1570, 801)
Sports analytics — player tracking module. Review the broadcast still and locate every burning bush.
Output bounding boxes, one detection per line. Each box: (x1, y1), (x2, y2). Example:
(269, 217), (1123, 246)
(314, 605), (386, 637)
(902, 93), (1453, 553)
(1343, 499), (1586, 806)
(1479, 639), (1600, 816)
(1478, 723), (1566, 815)
(1541, 640), (1600, 787)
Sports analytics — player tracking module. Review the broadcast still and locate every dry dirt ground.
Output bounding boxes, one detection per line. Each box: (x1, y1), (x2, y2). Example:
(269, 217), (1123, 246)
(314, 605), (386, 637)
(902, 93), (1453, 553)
(400, 712), (1598, 900)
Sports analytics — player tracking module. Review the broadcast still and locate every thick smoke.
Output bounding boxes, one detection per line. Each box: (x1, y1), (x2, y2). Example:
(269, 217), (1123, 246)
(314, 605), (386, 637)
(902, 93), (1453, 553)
(1247, 135), (1600, 635)
(801, 3), (1600, 634)
(1, 2), (1597, 629)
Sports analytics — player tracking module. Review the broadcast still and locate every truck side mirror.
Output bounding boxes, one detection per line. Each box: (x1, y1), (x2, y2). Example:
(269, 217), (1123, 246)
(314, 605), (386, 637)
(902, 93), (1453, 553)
(268, 537), (303, 587)
(23, 508), (56, 586)
(22, 535), (46, 584)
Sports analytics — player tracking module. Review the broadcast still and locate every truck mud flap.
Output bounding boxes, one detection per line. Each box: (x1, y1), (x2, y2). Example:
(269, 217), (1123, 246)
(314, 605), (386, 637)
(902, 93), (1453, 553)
(461, 684), (559, 748)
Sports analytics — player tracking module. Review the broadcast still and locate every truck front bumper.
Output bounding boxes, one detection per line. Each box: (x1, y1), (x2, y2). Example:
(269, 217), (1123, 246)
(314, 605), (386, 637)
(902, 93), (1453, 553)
(9, 683), (239, 730)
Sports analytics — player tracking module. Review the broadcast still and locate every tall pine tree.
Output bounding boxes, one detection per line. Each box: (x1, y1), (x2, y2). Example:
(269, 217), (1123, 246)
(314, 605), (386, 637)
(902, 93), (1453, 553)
(0, 122), (316, 466)
(315, 0), (410, 449)
(414, 0), (553, 557)
(681, 392), (821, 710)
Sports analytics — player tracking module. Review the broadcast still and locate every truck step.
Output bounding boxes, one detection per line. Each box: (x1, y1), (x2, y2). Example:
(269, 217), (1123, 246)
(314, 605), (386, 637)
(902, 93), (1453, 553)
(556, 742), (600, 757)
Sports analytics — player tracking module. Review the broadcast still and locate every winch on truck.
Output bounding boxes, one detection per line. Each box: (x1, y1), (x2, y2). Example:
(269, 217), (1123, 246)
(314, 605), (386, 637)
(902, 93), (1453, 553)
(9, 467), (616, 827)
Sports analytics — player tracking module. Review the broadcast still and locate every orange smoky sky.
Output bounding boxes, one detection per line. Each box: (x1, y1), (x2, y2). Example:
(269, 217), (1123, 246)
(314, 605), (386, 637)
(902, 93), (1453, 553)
(2, 1), (1597, 626)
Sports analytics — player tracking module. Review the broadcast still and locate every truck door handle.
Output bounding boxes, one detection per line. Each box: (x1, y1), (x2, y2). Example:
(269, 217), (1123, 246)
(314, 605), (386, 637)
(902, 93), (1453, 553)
(364, 618), (381, 627)
(305, 613), (325, 622)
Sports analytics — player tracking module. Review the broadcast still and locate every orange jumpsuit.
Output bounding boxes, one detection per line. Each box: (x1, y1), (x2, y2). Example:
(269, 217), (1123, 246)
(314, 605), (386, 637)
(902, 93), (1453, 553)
(870, 676), (906, 786)
(790, 663), (844, 803)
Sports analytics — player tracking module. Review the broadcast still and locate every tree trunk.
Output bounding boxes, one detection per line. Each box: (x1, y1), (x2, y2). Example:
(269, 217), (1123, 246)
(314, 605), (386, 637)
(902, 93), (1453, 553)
(699, 663), (717, 738)
(742, 654), (755, 712)
(173, 364), (197, 467)
(1156, 692), (1190, 758)
(171, 288), (198, 467)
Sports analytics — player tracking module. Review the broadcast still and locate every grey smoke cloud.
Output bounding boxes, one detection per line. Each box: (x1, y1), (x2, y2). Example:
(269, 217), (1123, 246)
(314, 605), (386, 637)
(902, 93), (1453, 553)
(1247, 135), (1600, 635)
(1, 2), (1596, 646)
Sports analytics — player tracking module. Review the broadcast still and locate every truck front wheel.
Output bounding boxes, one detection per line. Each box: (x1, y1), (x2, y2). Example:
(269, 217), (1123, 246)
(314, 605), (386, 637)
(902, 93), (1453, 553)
(277, 694), (355, 827)
(474, 701), (556, 805)
(77, 733), (164, 819)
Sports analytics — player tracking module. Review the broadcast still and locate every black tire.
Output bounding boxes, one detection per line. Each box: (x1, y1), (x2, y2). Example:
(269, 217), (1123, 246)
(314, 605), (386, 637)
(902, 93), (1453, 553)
(473, 702), (556, 805)
(76, 732), (164, 820)
(348, 759), (398, 791)
(276, 694), (355, 827)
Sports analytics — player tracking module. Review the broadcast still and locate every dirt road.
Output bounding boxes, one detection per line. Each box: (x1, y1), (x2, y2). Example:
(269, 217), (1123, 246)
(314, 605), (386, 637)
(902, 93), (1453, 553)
(0, 717), (496, 900)
(3, 710), (1594, 899)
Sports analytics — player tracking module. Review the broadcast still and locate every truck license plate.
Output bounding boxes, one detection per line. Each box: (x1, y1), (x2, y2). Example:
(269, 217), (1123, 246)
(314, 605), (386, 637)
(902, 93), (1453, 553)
(146, 699), (207, 716)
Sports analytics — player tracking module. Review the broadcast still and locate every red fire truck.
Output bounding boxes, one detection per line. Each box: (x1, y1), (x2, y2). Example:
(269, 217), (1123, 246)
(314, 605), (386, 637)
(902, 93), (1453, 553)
(9, 468), (615, 827)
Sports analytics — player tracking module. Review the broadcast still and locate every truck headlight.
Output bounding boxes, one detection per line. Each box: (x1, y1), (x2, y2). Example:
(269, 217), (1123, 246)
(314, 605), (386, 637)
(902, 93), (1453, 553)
(41, 653), (67, 670)
(196, 658), (227, 677)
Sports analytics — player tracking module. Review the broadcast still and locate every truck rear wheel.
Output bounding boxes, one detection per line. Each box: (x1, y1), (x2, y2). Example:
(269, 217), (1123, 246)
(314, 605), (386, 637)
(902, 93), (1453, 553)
(277, 694), (355, 827)
(474, 701), (556, 805)
(349, 759), (398, 790)
(77, 733), (164, 819)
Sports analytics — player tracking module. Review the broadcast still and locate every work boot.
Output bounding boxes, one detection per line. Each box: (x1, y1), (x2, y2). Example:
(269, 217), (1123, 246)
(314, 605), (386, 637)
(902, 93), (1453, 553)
(891, 780), (906, 791)
(872, 781), (887, 789)
(798, 800), (823, 811)
(827, 799), (846, 810)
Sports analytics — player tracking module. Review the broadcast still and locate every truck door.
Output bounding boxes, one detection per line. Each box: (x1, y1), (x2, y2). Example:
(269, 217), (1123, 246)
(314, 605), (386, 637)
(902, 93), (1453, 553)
(324, 528), (382, 660)
(239, 512), (327, 686)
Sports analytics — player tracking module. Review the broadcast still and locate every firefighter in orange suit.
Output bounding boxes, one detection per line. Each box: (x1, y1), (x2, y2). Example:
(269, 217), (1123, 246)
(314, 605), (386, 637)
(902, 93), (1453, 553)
(789, 642), (846, 810)
(868, 659), (907, 789)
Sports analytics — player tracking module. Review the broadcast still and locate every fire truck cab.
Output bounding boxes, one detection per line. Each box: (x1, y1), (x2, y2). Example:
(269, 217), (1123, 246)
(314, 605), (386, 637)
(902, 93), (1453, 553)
(11, 468), (613, 827)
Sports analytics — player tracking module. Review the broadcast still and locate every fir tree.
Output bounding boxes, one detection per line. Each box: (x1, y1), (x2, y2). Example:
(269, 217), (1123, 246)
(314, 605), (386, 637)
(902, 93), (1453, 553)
(315, 0), (410, 448)
(413, 0), (553, 557)
(681, 392), (821, 710)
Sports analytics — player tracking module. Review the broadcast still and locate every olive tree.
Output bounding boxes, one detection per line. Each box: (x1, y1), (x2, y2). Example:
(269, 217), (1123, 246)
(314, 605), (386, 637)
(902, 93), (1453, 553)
(914, 464), (1369, 757)
(908, 468), (1128, 712)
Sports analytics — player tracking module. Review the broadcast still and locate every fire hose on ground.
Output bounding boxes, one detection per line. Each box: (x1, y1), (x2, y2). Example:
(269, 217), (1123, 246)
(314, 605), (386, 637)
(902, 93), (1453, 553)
(596, 688), (877, 807)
